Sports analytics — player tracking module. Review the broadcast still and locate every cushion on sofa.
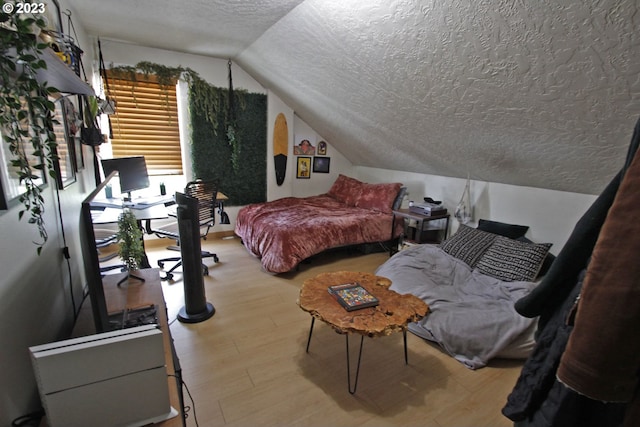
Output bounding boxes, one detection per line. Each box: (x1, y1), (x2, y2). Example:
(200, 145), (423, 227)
(439, 224), (498, 268)
(517, 236), (556, 277)
(477, 219), (529, 239)
(475, 236), (552, 282)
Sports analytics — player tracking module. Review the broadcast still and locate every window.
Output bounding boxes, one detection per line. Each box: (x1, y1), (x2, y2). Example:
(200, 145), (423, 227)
(105, 72), (182, 175)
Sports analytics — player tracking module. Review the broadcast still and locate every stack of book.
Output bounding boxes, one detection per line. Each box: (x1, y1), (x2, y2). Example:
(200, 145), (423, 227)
(409, 202), (447, 216)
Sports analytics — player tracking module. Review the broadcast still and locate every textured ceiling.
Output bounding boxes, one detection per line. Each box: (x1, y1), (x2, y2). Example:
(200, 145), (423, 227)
(67, 0), (640, 195)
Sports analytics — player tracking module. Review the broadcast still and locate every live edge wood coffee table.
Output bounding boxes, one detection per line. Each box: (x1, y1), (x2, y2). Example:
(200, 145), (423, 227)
(298, 271), (429, 393)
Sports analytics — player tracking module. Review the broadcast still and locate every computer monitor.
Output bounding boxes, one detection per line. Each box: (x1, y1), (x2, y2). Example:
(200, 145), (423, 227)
(101, 156), (150, 199)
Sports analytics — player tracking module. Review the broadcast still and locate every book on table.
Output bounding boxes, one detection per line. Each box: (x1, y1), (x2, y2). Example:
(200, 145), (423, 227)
(409, 202), (447, 216)
(328, 282), (379, 311)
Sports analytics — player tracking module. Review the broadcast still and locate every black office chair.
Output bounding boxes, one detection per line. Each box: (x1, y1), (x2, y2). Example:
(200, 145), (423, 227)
(152, 179), (220, 280)
(94, 227), (126, 275)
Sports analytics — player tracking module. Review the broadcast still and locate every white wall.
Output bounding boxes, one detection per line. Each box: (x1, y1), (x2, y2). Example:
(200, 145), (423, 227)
(0, 1), (98, 424)
(290, 115), (353, 198)
(266, 93), (354, 200)
(355, 166), (598, 254)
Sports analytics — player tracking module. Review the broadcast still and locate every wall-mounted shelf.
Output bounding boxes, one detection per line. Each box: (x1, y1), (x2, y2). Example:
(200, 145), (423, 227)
(36, 47), (94, 95)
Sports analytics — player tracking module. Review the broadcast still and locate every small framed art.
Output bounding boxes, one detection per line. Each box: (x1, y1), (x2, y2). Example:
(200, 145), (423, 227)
(313, 156), (330, 173)
(317, 141), (327, 155)
(296, 156), (311, 179)
(294, 136), (316, 155)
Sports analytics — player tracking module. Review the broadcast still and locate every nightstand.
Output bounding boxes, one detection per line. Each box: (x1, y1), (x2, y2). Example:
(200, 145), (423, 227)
(392, 208), (450, 248)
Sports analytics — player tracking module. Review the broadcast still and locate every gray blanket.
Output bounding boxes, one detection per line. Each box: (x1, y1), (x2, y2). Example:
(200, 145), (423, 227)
(375, 244), (537, 369)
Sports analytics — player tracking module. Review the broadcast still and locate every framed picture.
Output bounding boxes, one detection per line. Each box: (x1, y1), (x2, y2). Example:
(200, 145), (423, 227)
(51, 96), (77, 188)
(317, 141), (327, 155)
(294, 135), (316, 155)
(313, 156), (330, 173)
(296, 156), (311, 179)
(74, 136), (84, 170)
(63, 96), (83, 171)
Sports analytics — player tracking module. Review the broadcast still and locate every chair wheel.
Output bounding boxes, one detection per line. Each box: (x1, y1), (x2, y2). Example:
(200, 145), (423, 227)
(162, 272), (173, 281)
(213, 254), (219, 263)
(158, 261), (164, 268)
(203, 267), (209, 276)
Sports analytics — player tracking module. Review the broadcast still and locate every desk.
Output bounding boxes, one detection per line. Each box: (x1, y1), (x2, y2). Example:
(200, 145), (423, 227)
(92, 204), (171, 225)
(91, 194), (175, 209)
(90, 192), (228, 269)
(92, 204), (171, 269)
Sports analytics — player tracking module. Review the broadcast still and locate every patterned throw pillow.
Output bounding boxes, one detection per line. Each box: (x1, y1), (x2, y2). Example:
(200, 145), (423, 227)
(439, 224), (498, 268)
(476, 236), (552, 282)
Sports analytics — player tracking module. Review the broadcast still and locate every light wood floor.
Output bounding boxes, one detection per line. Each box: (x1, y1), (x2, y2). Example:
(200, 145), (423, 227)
(140, 235), (523, 427)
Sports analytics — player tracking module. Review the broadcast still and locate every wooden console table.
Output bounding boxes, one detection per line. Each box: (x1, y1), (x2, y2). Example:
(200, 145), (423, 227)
(57, 268), (185, 427)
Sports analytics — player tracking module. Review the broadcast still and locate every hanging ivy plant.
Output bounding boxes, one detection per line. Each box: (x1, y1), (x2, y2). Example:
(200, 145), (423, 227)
(189, 75), (222, 133)
(0, 10), (60, 254)
(108, 61), (196, 111)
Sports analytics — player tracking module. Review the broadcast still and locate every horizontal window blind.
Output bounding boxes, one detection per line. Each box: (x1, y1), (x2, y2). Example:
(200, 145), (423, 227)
(106, 72), (182, 175)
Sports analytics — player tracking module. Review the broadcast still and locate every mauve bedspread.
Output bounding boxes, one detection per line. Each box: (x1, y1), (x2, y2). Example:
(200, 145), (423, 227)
(235, 194), (397, 273)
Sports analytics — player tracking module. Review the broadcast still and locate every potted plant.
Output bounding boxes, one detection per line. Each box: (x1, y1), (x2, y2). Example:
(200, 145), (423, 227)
(116, 209), (145, 285)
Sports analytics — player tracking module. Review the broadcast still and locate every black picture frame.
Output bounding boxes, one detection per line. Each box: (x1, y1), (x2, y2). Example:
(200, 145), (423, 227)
(74, 136), (84, 170)
(317, 141), (327, 155)
(0, 173), (7, 210)
(312, 156), (330, 173)
(296, 156), (311, 179)
(51, 97), (77, 189)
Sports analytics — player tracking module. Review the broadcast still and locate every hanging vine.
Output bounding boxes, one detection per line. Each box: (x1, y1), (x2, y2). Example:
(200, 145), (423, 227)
(189, 75), (222, 134)
(0, 11), (60, 254)
(108, 61), (196, 113)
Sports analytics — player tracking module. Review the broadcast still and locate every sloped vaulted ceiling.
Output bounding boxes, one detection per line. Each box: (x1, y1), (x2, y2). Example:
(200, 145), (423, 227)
(68, 0), (640, 195)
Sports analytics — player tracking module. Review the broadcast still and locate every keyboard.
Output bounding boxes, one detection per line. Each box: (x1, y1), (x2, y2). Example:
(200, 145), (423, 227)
(128, 195), (174, 207)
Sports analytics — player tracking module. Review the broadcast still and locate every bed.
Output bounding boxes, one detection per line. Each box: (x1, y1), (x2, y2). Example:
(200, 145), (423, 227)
(235, 174), (404, 273)
(375, 221), (554, 369)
